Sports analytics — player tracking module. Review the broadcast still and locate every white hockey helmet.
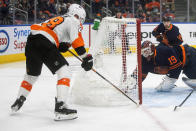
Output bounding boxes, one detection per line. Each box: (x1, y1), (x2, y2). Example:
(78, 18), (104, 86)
(67, 4), (86, 24)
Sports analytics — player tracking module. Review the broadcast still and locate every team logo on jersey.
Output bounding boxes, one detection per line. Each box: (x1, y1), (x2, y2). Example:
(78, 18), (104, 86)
(0, 30), (9, 53)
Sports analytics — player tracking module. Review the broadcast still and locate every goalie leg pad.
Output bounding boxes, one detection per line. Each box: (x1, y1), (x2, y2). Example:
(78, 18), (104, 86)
(155, 75), (177, 92)
(182, 77), (196, 89)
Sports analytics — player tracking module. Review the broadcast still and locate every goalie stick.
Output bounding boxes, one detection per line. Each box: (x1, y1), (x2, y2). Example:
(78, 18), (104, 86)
(174, 77), (196, 111)
(68, 50), (138, 105)
(174, 89), (194, 111)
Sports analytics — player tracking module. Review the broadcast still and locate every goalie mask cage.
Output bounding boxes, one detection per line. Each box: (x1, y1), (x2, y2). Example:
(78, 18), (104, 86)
(71, 17), (142, 106)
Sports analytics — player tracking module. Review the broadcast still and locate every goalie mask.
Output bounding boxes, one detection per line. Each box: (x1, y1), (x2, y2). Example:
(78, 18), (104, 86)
(141, 40), (155, 59)
(67, 4), (86, 24)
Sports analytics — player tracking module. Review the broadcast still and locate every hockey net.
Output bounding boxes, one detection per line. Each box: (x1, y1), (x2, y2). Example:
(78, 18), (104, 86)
(71, 17), (142, 106)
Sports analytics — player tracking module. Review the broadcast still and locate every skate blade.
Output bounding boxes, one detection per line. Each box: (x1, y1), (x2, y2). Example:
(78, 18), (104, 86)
(10, 107), (20, 116)
(54, 113), (78, 121)
(11, 106), (19, 113)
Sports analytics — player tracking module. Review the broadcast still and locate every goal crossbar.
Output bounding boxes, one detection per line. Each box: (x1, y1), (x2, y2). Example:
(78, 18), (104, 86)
(102, 17), (137, 23)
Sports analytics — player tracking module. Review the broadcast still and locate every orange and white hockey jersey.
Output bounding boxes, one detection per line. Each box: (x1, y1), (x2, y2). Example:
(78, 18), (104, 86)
(30, 14), (85, 49)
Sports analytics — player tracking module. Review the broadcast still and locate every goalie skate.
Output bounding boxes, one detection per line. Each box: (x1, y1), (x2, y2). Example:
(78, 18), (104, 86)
(54, 98), (77, 121)
(11, 95), (26, 112)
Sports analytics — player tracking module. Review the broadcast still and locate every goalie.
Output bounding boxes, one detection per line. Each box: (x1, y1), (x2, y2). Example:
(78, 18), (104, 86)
(130, 40), (196, 92)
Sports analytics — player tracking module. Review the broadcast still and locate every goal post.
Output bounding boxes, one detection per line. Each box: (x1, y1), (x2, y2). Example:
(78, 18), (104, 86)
(136, 19), (142, 105)
(71, 17), (142, 106)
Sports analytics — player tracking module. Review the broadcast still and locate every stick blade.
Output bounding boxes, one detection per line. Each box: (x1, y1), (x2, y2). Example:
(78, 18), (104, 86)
(173, 106), (178, 111)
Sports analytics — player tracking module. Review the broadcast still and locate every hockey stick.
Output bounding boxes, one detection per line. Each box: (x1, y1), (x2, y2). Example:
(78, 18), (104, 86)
(174, 90), (194, 111)
(68, 50), (138, 105)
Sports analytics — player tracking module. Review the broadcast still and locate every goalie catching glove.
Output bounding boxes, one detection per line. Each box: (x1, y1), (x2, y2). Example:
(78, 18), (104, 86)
(81, 54), (93, 71)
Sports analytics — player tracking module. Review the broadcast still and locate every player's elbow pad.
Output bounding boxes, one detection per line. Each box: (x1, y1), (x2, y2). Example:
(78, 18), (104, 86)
(74, 46), (86, 56)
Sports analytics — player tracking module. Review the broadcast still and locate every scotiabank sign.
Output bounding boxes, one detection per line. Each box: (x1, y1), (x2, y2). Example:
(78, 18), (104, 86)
(0, 30), (9, 53)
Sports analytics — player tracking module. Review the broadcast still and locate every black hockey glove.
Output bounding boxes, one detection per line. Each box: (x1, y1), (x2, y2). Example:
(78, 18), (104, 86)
(81, 54), (93, 71)
(58, 42), (71, 52)
(156, 35), (163, 42)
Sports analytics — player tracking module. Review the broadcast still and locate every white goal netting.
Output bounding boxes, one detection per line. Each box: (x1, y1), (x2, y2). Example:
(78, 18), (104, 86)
(70, 17), (142, 106)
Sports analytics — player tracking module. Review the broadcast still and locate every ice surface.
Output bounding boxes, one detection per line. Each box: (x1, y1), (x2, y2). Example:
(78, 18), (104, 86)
(1, 59), (196, 131)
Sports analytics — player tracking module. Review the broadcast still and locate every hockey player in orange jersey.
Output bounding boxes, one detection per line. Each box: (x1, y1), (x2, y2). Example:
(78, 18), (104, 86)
(11, 4), (93, 121)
